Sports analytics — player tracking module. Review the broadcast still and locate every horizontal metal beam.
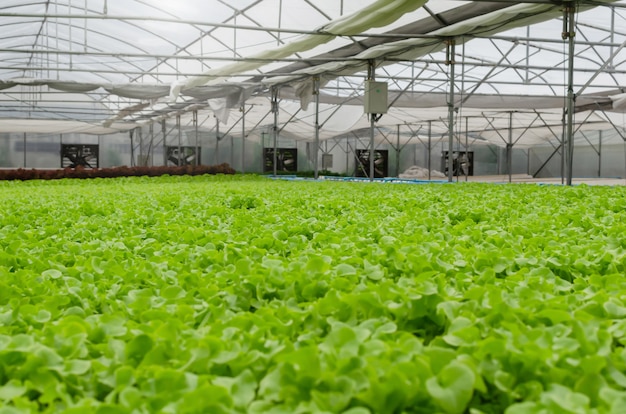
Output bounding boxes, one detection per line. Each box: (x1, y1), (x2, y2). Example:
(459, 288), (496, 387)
(3, 54), (626, 77)
(0, 12), (526, 41)
(0, 65), (297, 78)
(1, 12), (625, 44)
(0, 13), (329, 37)
(0, 48), (360, 64)
(0, 68), (621, 94)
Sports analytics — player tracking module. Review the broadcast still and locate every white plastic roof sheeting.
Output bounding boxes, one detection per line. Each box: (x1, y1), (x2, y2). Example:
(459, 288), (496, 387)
(262, 1), (617, 86)
(0, 0), (625, 149)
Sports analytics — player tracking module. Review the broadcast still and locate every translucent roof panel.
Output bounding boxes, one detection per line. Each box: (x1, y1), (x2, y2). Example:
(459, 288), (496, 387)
(0, 0), (625, 147)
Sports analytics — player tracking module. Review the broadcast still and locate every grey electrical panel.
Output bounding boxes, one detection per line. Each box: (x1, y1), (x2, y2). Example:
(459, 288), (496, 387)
(322, 153), (333, 169)
(364, 80), (388, 114)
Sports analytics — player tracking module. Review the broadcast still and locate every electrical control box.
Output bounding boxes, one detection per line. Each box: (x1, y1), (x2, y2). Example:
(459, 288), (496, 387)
(364, 80), (388, 114)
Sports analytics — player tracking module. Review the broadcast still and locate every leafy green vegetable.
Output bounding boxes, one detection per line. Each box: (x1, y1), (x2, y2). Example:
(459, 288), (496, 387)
(1, 175), (626, 412)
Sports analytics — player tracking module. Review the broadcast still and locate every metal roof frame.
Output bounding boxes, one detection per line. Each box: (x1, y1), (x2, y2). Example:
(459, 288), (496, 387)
(0, 0), (625, 182)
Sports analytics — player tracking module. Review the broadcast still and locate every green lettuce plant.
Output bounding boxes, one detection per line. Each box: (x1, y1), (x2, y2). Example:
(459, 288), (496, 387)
(0, 176), (625, 413)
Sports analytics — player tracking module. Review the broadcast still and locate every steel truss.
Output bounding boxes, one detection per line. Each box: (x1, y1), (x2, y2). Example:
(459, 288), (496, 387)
(2, 1), (626, 182)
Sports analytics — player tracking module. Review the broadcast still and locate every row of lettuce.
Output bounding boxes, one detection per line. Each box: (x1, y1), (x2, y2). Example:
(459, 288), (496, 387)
(1, 175), (626, 413)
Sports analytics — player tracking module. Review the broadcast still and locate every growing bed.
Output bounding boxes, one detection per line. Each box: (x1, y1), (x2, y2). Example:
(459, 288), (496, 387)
(0, 175), (625, 413)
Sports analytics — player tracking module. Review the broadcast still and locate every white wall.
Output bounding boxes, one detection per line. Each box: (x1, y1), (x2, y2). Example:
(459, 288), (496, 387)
(529, 143), (626, 178)
(5, 126), (623, 179)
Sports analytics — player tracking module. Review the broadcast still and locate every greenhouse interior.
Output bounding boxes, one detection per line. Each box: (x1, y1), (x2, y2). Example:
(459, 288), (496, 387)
(0, 0), (625, 184)
(4, 1), (626, 414)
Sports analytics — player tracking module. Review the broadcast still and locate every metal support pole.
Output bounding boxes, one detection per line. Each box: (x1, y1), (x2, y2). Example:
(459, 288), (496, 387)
(346, 137), (350, 175)
(598, 130), (602, 177)
(149, 123), (154, 166)
(194, 111), (199, 166)
(495, 145), (500, 175)
(561, 110), (566, 184)
(465, 117), (469, 182)
(215, 118), (220, 165)
(177, 115), (182, 166)
(368, 62), (376, 182)
(525, 26), (531, 84)
(446, 39), (456, 183)
(427, 121), (433, 181)
(610, 6), (615, 69)
(138, 126), (143, 165)
(277, 0), (283, 46)
(325, 141), (328, 168)
(162, 120), (167, 166)
(369, 116), (375, 181)
(139, 128), (145, 166)
(23, 133), (26, 167)
(130, 130), (135, 167)
(314, 77), (321, 179)
(396, 124), (401, 177)
(231, 124), (235, 168)
(624, 140), (626, 184)
(507, 111), (513, 183)
(456, 117), (461, 183)
(241, 104), (246, 173)
(272, 87), (279, 176)
(564, 4), (576, 186)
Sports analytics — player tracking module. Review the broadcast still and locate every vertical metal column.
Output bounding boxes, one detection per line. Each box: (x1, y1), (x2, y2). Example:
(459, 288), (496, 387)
(162, 120), (167, 166)
(427, 120), (432, 181)
(345, 137), (349, 175)
(622, 138), (626, 184)
(272, 87), (279, 176)
(194, 111), (199, 166)
(610, 7), (615, 64)
(465, 117), (469, 182)
(68, 0), (73, 69)
(231, 125), (235, 168)
(598, 130), (602, 177)
(369, 114), (376, 181)
(277, 0), (283, 46)
(564, 3), (576, 186)
(314, 77), (321, 179)
(414, 135), (418, 166)
(23, 133), (26, 167)
(177, 115), (181, 166)
(138, 129), (144, 166)
(129, 130), (135, 167)
(137, 127), (142, 166)
(241, 104), (246, 174)
(525, 26), (531, 84)
(446, 40), (456, 183)
(396, 124), (402, 178)
(149, 123), (154, 166)
(215, 118), (220, 165)
(610, 6), (615, 68)
(507, 111), (513, 183)
(560, 110), (566, 184)
(368, 62), (376, 182)
(396, 124), (401, 178)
